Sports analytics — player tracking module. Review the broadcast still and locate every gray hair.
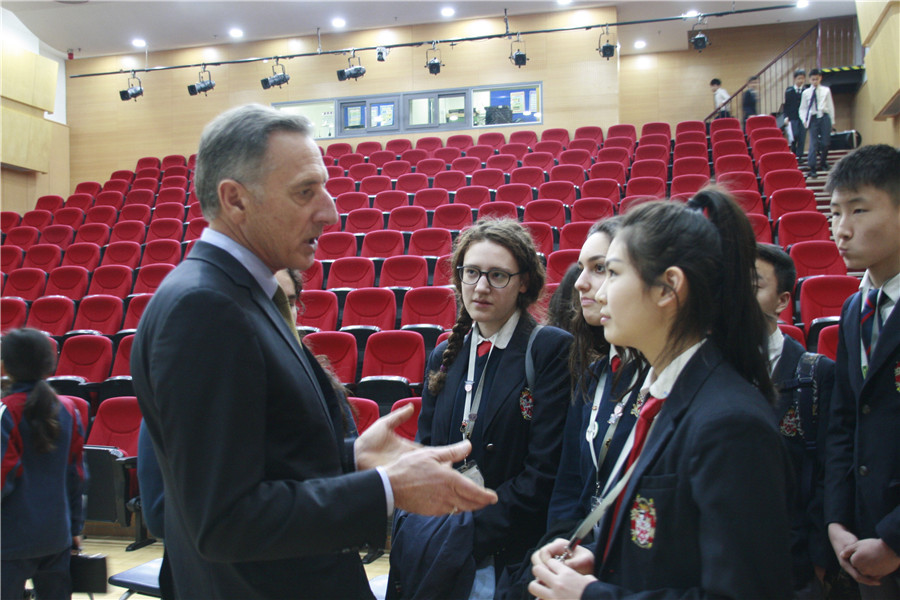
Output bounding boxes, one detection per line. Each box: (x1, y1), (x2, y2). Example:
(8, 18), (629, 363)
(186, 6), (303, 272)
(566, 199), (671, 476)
(194, 104), (313, 220)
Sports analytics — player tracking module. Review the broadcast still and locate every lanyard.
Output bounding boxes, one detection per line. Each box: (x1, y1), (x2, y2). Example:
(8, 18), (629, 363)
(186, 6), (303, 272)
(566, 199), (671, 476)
(460, 335), (491, 440)
(586, 367), (638, 501)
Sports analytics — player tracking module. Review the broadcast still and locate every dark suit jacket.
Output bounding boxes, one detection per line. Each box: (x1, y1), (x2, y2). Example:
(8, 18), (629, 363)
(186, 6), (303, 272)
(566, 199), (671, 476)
(584, 342), (793, 599)
(416, 317), (572, 575)
(131, 241), (387, 599)
(784, 85), (805, 120)
(825, 292), (900, 555)
(773, 335), (835, 586)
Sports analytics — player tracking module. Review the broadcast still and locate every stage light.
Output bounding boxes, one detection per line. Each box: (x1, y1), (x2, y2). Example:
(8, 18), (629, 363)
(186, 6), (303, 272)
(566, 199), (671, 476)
(261, 61), (290, 89)
(691, 32), (708, 51)
(600, 42), (615, 59)
(376, 46), (389, 62)
(119, 72), (143, 101)
(188, 67), (215, 96)
(337, 52), (366, 81)
(510, 36), (528, 68)
(426, 43), (443, 75)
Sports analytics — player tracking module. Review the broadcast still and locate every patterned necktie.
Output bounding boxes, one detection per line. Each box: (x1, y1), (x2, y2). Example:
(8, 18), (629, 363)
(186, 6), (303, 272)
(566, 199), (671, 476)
(861, 288), (881, 361)
(273, 287), (302, 346)
(477, 340), (492, 357)
(604, 394), (665, 560)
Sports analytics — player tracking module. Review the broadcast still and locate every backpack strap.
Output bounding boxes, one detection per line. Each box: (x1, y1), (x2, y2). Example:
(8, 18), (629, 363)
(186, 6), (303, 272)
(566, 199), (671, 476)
(525, 325), (544, 390)
(784, 352), (821, 506)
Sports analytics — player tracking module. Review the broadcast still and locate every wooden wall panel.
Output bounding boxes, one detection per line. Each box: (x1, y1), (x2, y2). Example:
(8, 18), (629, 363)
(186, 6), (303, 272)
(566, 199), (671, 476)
(1, 121), (70, 214)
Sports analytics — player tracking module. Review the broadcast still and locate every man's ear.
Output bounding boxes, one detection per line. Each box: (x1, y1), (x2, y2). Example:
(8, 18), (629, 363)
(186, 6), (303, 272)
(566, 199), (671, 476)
(776, 290), (791, 316)
(218, 179), (248, 222)
(656, 266), (686, 308)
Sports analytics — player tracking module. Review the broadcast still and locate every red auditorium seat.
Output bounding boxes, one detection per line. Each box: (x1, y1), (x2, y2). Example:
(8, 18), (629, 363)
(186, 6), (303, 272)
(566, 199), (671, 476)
(94, 191), (125, 211)
(1, 211), (21, 233)
(752, 137), (791, 159)
(355, 140), (383, 158)
(412, 188), (449, 211)
(381, 160), (413, 180)
(379, 255), (429, 290)
(359, 175), (393, 197)
(35, 195), (65, 213)
(161, 154), (186, 170)
(52, 207), (86, 230)
(25, 296), (76, 336)
(486, 154), (519, 175)
(550, 164), (588, 187)
(465, 145), (495, 164)
(347, 163), (377, 182)
(70, 294), (124, 336)
(731, 190), (766, 215)
(570, 197), (616, 222)
(315, 232), (357, 261)
(717, 172), (759, 194)
(510, 166), (546, 190)
(670, 174), (710, 197)
(672, 156), (710, 178)
(1, 245), (24, 272)
(340, 287), (397, 336)
(373, 191), (409, 213)
(471, 169), (506, 190)
(816, 325), (839, 360)
(415, 136), (443, 155)
(712, 140), (750, 164)
(73, 182), (103, 198)
(396, 173), (429, 196)
(304, 331), (358, 386)
(453, 186), (491, 210)
(499, 143), (529, 161)
(134, 167), (160, 181)
(135, 156), (160, 171)
(345, 208), (384, 235)
(432, 171), (467, 193)
(21, 210), (53, 231)
(633, 144), (669, 164)
(711, 129), (745, 146)
(745, 115), (778, 135)
(87, 265), (134, 298)
(790, 241), (846, 279)
(595, 148), (630, 171)
(110, 204), (146, 224)
(675, 120), (706, 136)
(400, 149), (429, 167)
(434, 148), (462, 164)
(326, 257), (376, 290)
(139, 239), (183, 267)
(776, 212), (830, 247)
(302, 260), (323, 291)
(109, 221), (147, 245)
(495, 183), (534, 207)
(335, 192), (369, 215)
(357, 330), (426, 410)
(607, 124), (637, 143)
(408, 228), (453, 258)
(432, 204), (474, 231)
(541, 128), (570, 148)
(450, 156), (480, 175)
(45, 266), (90, 301)
(534, 141), (564, 160)
(327, 165), (344, 179)
(672, 142), (707, 162)
(798, 275), (858, 334)
(523, 199), (566, 229)
(567, 139), (600, 157)
(675, 130), (707, 145)
(509, 130), (538, 149)
(297, 290), (339, 333)
(624, 177), (666, 200)
(85, 395), (141, 453)
(390, 398), (422, 441)
(338, 153), (365, 171)
(159, 175), (188, 191)
(386, 138), (413, 156)
(521, 153), (556, 175)
(477, 201), (518, 221)
(714, 154), (755, 175)
(546, 249), (580, 284)
(145, 218), (185, 243)
(325, 142), (353, 163)
(368, 151), (397, 169)
(603, 137), (636, 157)
(348, 397), (380, 434)
(747, 213), (773, 243)
(763, 170), (806, 199)
(559, 221), (594, 250)
(61, 243), (100, 272)
(573, 126), (604, 146)
(588, 163), (626, 188)
(639, 133), (670, 148)
(522, 222), (553, 256)
(130, 178), (160, 195)
(630, 159), (667, 181)
(101, 241), (143, 269)
(432, 254), (453, 287)
(121, 294), (153, 331)
(537, 181), (577, 205)
(641, 122), (671, 140)
(183, 217), (208, 242)
(709, 117), (741, 135)
(100, 180), (130, 197)
(757, 152), (799, 180)
(477, 132), (507, 152)
(769, 188), (817, 221)
(4, 268), (47, 301)
(360, 230), (405, 259)
(22, 244), (62, 271)
(1, 297), (28, 333)
(132, 264), (175, 295)
(387, 206), (428, 232)
(325, 177), (355, 198)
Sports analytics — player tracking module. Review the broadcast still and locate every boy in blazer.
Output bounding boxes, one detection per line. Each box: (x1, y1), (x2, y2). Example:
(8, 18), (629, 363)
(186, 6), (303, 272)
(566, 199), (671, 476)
(799, 69), (835, 178)
(757, 242), (835, 597)
(825, 144), (900, 598)
(784, 70), (807, 158)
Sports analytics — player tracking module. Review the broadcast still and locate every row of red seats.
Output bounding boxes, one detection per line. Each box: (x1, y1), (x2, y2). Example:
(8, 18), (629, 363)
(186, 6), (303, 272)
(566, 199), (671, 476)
(2, 294), (149, 337)
(2, 263), (173, 302)
(3, 218), (206, 252)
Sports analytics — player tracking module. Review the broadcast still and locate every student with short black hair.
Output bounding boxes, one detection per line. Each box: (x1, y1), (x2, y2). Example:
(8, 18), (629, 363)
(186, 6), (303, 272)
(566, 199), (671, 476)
(529, 190), (793, 598)
(799, 69), (835, 179)
(1, 328), (86, 600)
(825, 144), (900, 598)
(785, 69), (808, 158)
(756, 242), (835, 598)
(710, 78), (731, 118)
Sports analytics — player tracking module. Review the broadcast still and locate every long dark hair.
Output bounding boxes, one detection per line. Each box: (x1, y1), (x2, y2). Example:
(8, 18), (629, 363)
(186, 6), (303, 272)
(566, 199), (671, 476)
(427, 218), (545, 395)
(1, 328), (62, 452)
(618, 189), (774, 403)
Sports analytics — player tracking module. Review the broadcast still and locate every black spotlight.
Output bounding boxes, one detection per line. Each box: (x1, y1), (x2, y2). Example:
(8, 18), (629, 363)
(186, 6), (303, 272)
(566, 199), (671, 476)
(337, 65), (366, 81)
(427, 57), (442, 75)
(512, 50), (527, 67)
(600, 42), (615, 59)
(119, 72), (143, 101)
(188, 68), (215, 96)
(261, 62), (290, 89)
(691, 32), (708, 51)
(426, 44), (442, 75)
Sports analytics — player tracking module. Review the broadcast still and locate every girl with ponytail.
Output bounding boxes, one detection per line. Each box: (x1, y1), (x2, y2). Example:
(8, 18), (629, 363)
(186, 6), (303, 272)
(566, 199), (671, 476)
(389, 218), (572, 598)
(529, 190), (793, 599)
(1, 328), (86, 599)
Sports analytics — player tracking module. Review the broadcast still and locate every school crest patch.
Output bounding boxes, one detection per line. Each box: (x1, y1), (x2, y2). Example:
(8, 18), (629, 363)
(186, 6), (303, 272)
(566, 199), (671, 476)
(779, 405), (802, 438)
(519, 388), (534, 420)
(894, 362), (900, 394)
(630, 495), (656, 549)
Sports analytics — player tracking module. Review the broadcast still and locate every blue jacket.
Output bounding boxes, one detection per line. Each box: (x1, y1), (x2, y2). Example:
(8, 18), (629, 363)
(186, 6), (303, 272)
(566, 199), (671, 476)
(1, 387), (85, 560)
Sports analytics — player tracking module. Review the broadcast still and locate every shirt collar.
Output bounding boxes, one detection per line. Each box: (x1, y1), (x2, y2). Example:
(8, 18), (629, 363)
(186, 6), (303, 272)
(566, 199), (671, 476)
(766, 328), (786, 376)
(473, 310), (521, 350)
(861, 271), (900, 303)
(642, 339), (707, 400)
(200, 228), (279, 299)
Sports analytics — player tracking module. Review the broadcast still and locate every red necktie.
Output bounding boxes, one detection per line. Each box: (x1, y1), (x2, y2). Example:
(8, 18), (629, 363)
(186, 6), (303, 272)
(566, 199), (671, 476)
(477, 340), (492, 357)
(604, 394), (665, 560)
(610, 356), (622, 374)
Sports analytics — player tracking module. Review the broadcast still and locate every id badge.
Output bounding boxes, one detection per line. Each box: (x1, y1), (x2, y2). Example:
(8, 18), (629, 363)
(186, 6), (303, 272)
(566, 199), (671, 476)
(457, 461), (485, 487)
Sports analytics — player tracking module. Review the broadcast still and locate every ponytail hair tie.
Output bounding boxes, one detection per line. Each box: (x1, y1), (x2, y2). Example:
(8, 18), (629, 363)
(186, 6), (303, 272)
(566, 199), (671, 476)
(440, 365), (448, 373)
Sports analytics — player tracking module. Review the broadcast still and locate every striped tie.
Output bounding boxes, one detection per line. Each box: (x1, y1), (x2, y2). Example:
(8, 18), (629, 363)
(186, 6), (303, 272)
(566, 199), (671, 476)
(860, 288), (880, 360)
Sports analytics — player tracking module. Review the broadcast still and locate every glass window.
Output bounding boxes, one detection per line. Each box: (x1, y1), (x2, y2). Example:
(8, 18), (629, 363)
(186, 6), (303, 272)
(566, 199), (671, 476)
(273, 100), (335, 139)
(439, 94), (466, 125)
(408, 97), (435, 127)
(472, 84), (542, 127)
(370, 101), (396, 128)
(341, 101), (366, 132)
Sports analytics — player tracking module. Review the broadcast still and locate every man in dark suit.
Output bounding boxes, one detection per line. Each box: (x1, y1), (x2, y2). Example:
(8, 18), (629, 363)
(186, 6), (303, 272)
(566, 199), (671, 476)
(825, 145), (900, 598)
(756, 242), (835, 598)
(785, 69), (807, 158)
(131, 104), (496, 599)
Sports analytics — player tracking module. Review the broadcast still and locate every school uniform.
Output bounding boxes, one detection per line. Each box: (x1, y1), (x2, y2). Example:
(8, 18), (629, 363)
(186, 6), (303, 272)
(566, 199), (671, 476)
(584, 340), (793, 599)
(799, 83), (835, 177)
(825, 272), (900, 597)
(784, 84), (808, 157)
(392, 311), (571, 593)
(770, 329), (835, 595)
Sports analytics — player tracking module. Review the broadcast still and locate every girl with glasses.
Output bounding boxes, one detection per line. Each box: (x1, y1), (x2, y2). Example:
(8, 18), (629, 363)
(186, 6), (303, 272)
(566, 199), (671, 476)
(388, 218), (572, 599)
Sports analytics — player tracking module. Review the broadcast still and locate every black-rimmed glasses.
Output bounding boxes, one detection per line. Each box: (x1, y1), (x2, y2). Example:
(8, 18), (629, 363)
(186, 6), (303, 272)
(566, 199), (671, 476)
(457, 266), (522, 289)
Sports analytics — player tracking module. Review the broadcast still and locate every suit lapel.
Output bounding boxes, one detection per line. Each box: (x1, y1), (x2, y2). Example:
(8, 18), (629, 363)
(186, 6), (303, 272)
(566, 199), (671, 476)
(479, 319), (530, 435)
(843, 293), (865, 397)
(773, 336), (804, 420)
(605, 343), (721, 548)
(864, 300), (900, 390)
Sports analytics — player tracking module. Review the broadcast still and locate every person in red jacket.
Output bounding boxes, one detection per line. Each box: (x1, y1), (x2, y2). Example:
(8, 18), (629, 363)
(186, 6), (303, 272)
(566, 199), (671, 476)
(2, 327), (85, 600)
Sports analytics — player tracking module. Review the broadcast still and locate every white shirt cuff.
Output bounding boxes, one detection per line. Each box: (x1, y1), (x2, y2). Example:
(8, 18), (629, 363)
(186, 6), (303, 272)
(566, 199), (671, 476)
(375, 466), (394, 516)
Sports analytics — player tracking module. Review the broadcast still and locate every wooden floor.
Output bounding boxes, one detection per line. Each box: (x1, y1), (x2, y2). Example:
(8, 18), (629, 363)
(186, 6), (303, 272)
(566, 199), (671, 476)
(72, 536), (390, 600)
